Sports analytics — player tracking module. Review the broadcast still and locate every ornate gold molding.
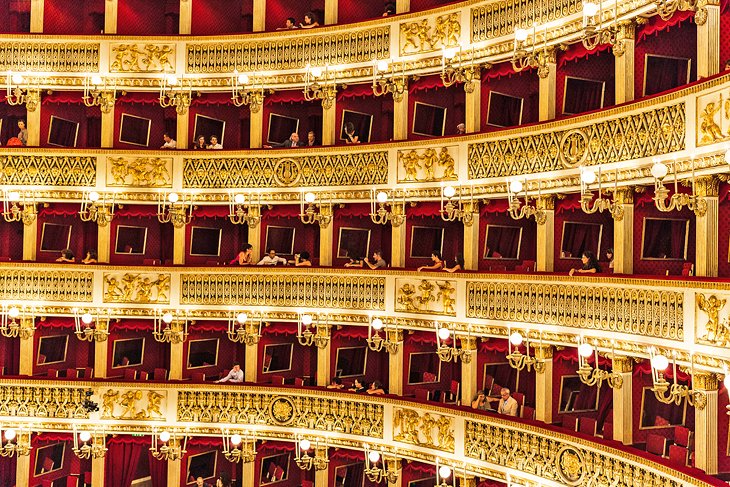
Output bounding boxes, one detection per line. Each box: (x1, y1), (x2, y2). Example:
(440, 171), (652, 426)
(612, 356), (634, 373)
(0, 384), (90, 419)
(103, 273), (171, 304)
(110, 43), (175, 73)
(0, 154), (96, 186)
(396, 279), (456, 316)
(0, 42), (99, 72)
(393, 407), (454, 452)
(0, 269), (94, 302)
(471, 0), (582, 41)
(400, 13), (460, 55)
(108, 156), (172, 188)
(101, 388), (166, 420)
(398, 147), (458, 183)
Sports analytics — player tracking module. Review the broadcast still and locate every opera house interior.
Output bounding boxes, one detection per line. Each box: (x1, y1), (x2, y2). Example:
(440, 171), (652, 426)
(0, 0), (729, 486)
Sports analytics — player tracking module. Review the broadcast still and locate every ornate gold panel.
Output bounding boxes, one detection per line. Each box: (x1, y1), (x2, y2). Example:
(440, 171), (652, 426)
(100, 388), (166, 421)
(0, 154), (96, 186)
(468, 102), (686, 179)
(180, 273), (386, 310)
(393, 407), (454, 452)
(398, 146), (458, 183)
(466, 281), (683, 340)
(186, 28), (390, 73)
(396, 278), (456, 316)
(183, 153), (388, 189)
(177, 391), (384, 437)
(0, 42), (99, 72)
(400, 13), (460, 55)
(696, 293), (730, 346)
(103, 273), (171, 304)
(471, 0), (582, 41)
(107, 156), (172, 188)
(0, 384), (90, 419)
(0, 269), (93, 302)
(696, 84), (730, 147)
(110, 43), (175, 73)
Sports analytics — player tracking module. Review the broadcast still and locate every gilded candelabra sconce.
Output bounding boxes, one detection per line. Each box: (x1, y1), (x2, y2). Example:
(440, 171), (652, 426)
(507, 179), (546, 224)
(300, 192), (332, 227)
(511, 23), (552, 77)
(440, 185), (476, 225)
(153, 310), (188, 344)
(73, 308), (110, 342)
(372, 60), (408, 102)
(228, 192), (261, 227)
(580, 166), (622, 219)
(227, 311), (262, 345)
(440, 46), (479, 93)
(2, 189), (37, 225)
(82, 75), (116, 113)
(157, 192), (193, 228)
(435, 322), (472, 363)
(506, 329), (545, 373)
(649, 348), (706, 409)
(73, 426), (107, 459)
(231, 71), (264, 113)
(367, 317), (402, 354)
(0, 428), (32, 457)
(297, 313), (330, 349)
(370, 190), (406, 226)
(159, 74), (192, 115)
(650, 158), (706, 215)
(221, 429), (256, 463)
(0, 305), (34, 339)
(79, 190), (116, 227)
(364, 444), (400, 484)
(303, 64), (337, 109)
(434, 459), (456, 487)
(577, 338), (623, 389)
(295, 437), (329, 471)
(5, 71), (40, 111)
(581, 0), (623, 54)
(150, 430), (188, 461)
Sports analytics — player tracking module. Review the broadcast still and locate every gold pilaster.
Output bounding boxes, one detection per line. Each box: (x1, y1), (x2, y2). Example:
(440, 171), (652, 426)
(534, 345), (553, 423)
(614, 23), (635, 104)
(396, 0), (410, 13)
(535, 196), (555, 272)
(460, 336), (478, 406)
(538, 49), (557, 121)
(696, 1), (721, 78)
(463, 205), (480, 270)
(19, 329), (33, 376)
(248, 223), (261, 264)
(94, 339), (109, 379)
(242, 461), (255, 487)
(30, 0), (43, 33)
(249, 104), (264, 148)
(104, 0), (118, 34)
(179, 0), (192, 35)
(252, 0), (266, 32)
(173, 225), (185, 265)
(167, 458), (181, 486)
(97, 223), (111, 264)
(613, 188), (634, 274)
(101, 105), (115, 148)
(457, 475), (477, 487)
(316, 329), (332, 387)
(92, 455), (105, 487)
(169, 341), (183, 380)
(315, 468), (328, 487)
(611, 356), (633, 444)
(176, 111), (189, 153)
(465, 73), (482, 133)
(693, 372), (719, 474)
(322, 97), (336, 146)
(245, 342), (258, 382)
(26, 104), (41, 147)
(694, 176), (719, 277)
(16, 454), (29, 487)
(22, 220), (37, 261)
(319, 219), (334, 267)
(390, 211), (407, 268)
(393, 89), (409, 141)
(389, 330), (404, 395)
(324, 0), (338, 26)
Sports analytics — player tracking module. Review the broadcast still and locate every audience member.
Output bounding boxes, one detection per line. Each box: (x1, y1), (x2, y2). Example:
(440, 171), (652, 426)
(291, 251), (312, 267)
(267, 132), (302, 148)
(418, 251), (444, 272)
(471, 389), (490, 411)
(160, 132), (177, 149)
(456, 123), (466, 135)
(195, 477), (212, 487)
(326, 377), (344, 389)
(349, 379), (367, 393)
(17, 120), (27, 146)
(215, 472), (232, 487)
(366, 380), (386, 395)
(443, 253), (464, 273)
(81, 250), (98, 264)
(344, 250), (363, 268)
(493, 388), (518, 416)
(569, 251), (601, 276)
(277, 17), (298, 30)
(230, 243), (253, 265)
(216, 363), (243, 383)
(344, 122), (360, 144)
(207, 135), (223, 149)
(364, 250), (386, 269)
(56, 249), (75, 263)
(724, 59), (730, 71)
(306, 130), (317, 146)
(383, 3), (396, 16)
(606, 248), (614, 270)
(299, 12), (320, 29)
(193, 135), (207, 149)
(257, 249), (288, 266)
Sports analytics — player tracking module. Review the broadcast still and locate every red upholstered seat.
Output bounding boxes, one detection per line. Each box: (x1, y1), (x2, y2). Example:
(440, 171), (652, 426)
(668, 444), (689, 466)
(441, 380), (459, 404)
(65, 368), (78, 379)
(271, 375), (285, 385)
(646, 433), (668, 457)
(123, 369), (136, 380)
(47, 369), (58, 378)
(681, 262), (694, 276)
(66, 476), (78, 487)
(294, 377), (305, 386)
(154, 368), (168, 381)
(674, 425), (693, 449)
(422, 371), (437, 382)
(511, 392), (525, 406)
(414, 388), (431, 401)
(514, 260), (536, 272)
(578, 417), (597, 436)
(191, 372), (206, 382)
(521, 405), (535, 420)
(561, 416), (578, 432)
(82, 367), (94, 379)
(138, 371), (149, 380)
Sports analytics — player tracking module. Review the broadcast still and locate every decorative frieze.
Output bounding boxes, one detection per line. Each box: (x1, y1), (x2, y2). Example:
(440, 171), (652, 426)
(0, 154), (96, 186)
(0, 269), (93, 302)
(0, 42), (99, 72)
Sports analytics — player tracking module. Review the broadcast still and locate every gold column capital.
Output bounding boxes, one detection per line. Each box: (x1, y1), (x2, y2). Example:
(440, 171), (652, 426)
(612, 356), (634, 373)
(694, 176), (720, 197)
(693, 372), (719, 391)
(613, 187), (635, 205)
(537, 48), (557, 79)
(533, 344), (554, 360)
(386, 329), (404, 343)
(536, 195), (555, 211)
(458, 335), (479, 351)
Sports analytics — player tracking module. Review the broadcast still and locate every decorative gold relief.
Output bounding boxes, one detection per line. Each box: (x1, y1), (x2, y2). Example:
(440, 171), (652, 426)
(100, 389), (166, 420)
(556, 446), (585, 485)
(396, 279), (456, 316)
(0, 385), (90, 419)
(183, 152), (388, 189)
(471, 0), (582, 41)
(270, 396), (296, 425)
(110, 44), (175, 73)
(398, 147), (458, 183)
(696, 293), (730, 346)
(0, 269), (93, 302)
(696, 85), (730, 146)
(108, 156), (172, 188)
(393, 408), (454, 452)
(0, 42), (99, 72)
(0, 155), (96, 187)
(469, 103), (685, 179)
(104, 273), (171, 304)
(400, 13), (460, 55)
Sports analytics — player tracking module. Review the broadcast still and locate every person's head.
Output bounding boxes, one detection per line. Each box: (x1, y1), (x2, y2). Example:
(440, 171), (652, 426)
(290, 132), (299, 142)
(500, 388), (511, 400)
(383, 3), (396, 15)
(454, 253), (464, 267)
(303, 12), (317, 25)
(210, 135), (218, 145)
(348, 248), (361, 261)
(354, 378), (363, 388)
(299, 251), (310, 261)
(163, 132), (172, 142)
(86, 249), (97, 260)
(285, 17), (296, 28)
(217, 471), (232, 487)
(196, 477), (204, 487)
(242, 243), (253, 253)
(456, 123), (466, 134)
(372, 250), (382, 260)
(431, 251), (442, 262)
(196, 135), (205, 146)
(61, 249), (74, 260)
(606, 248), (614, 259)
(344, 122), (355, 135)
(582, 251), (597, 265)
(370, 380), (382, 390)
(724, 59), (730, 70)
(330, 377), (341, 386)
(17, 120), (25, 130)
(232, 363), (241, 372)
(307, 130), (315, 143)
(268, 248), (277, 258)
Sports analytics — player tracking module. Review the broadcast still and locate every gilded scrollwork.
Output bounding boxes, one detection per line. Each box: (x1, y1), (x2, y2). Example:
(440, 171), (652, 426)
(0, 42), (99, 72)
(396, 279), (456, 316)
(696, 293), (730, 346)
(0, 385), (90, 419)
(0, 269), (93, 302)
(398, 147), (458, 183)
(696, 86), (730, 146)
(393, 408), (454, 452)
(110, 43), (175, 73)
(104, 273), (171, 304)
(0, 154), (96, 186)
(400, 13), (460, 55)
(100, 389), (166, 420)
(471, 0), (582, 41)
(108, 156), (172, 188)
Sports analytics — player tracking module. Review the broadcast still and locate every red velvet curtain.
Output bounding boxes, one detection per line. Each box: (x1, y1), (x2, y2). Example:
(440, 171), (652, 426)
(105, 439), (144, 487)
(562, 223), (600, 257)
(563, 78), (604, 114)
(642, 219), (688, 259)
(644, 56), (690, 96)
(148, 451), (167, 487)
(487, 92), (523, 127)
(486, 226), (521, 258)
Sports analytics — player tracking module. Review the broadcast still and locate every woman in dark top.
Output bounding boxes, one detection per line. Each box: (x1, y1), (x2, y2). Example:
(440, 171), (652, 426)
(192, 135), (206, 150)
(349, 379), (367, 393)
(443, 253), (464, 273)
(569, 251), (601, 276)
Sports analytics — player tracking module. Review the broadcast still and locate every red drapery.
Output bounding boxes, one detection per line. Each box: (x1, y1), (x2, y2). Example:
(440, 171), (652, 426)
(105, 439), (144, 487)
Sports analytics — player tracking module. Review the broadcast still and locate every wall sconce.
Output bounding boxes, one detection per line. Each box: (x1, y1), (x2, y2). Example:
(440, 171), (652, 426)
(159, 74), (192, 115)
(655, 0), (702, 23)
(231, 71), (264, 113)
(150, 429), (188, 461)
(581, 0), (621, 53)
(73, 426), (107, 459)
(153, 310), (188, 344)
(370, 190), (406, 226)
(435, 322), (472, 363)
(579, 166), (622, 219)
(221, 429), (256, 463)
(82, 75), (116, 113)
(511, 24), (551, 77)
(440, 185), (476, 225)
(5, 71), (40, 111)
(649, 348), (705, 409)
(577, 338), (623, 389)
(0, 427), (32, 457)
(441, 45), (479, 92)
(507, 179), (546, 224)
(303, 64), (337, 109)
(157, 192), (193, 228)
(79, 190), (115, 227)
(295, 437), (329, 471)
(227, 311), (262, 345)
(228, 192), (261, 227)
(372, 60), (408, 102)
(367, 317), (402, 354)
(506, 329), (545, 373)
(73, 308), (110, 342)
(434, 458), (456, 487)
(364, 444), (400, 484)
(297, 313), (330, 349)
(0, 305), (34, 339)
(2, 190), (36, 225)
(651, 159), (706, 215)
(300, 192), (332, 227)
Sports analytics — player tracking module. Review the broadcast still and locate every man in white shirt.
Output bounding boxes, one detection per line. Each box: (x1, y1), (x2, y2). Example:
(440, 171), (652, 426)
(216, 363), (243, 383)
(257, 249), (288, 266)
(207, 135), (223, 149)
(161, 133), (177, 149)
(489, 387), (518, 416)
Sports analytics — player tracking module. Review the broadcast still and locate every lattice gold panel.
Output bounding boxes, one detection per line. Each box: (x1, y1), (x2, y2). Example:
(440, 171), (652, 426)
(183, 153), (388, 188)
(180, 273), (386, 310)
(468, 103), (685, 179)
(0, 42), (99, 72)
(0, 270), (94, 302)
(0, 385), (90, 419)
(178, 391), (384, 437)
(0, 155), (96, 186)
(186, 28), (390, 73)
(466, 281), (683, 340)
(471, 0), (582, 41)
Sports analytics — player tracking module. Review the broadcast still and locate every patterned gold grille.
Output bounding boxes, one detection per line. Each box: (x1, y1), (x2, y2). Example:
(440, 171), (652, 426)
(0, 42), (99, 72)
(0, 270), (94, 302)
(0, 385), (90, 419)
(471, 0), (583, 41)
(0, 155), (96, 186)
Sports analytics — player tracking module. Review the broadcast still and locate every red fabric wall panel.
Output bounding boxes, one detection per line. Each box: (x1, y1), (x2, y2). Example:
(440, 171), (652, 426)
(337, 0), (385, 24)
(402, 331), (459, 397)
(179, 442), (237, 485)
(253, 442), (303, 486)
(191, 0), (254, 35)
(263, 94), (322, 146)
(0, 221), (24, 261)
(405, 203), (464, 269)
(0, 0), (30, 33)
(553, 199), (614, 273)
(265, 0), (323, 31)
(260, 208), (320, 261)
(183, 327), (244, 380)
(335, 95), (393, 144)
(257, 326), (317, 383)
(408, 75), (465, 140)
(184, 215), (249, 265)
(556, 47), (615, 117)
(40, 92), (102, 148)
(107, 327), (170, 379)
(114, 94), (176, 150)
(35, 208), (98, 263)
(109, 210), (171, 265)
(409, 0), (457, 13)
(718, 385), (730, 471)
(0, 335), (20, 375)
(330, 332), (389, 389)
(117, 0), (178, 35)
(189, 95), (250, 150)
(721, 0), (730, 68)
(30, 437), (76, 485)
(719, 186), (730, 277)
(43, 0), (104, 34)
(481, 63), (540, 128)
(478, 207), (537, 271)
(33, 325), (93, 376)
(331, 208), (391, 267)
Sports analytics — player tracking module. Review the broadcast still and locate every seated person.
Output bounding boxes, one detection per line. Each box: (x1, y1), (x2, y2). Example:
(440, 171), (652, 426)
(443, 253), (464, 273)
(290, 251), (312, 267)
(326, 377), (344, 389)
(230, 243), (253, 265)
(418, 251), (444, 272)
(366, 380), (386, 395)
(192, 135), (207, 149)
(383, 3), (396, 16)
(207, 135), (223, 149)
(81, 250), (98, 264)
(276, 17), (298, 30)
(257, 249), (288, 266)
(569, 251), (602, 276)
(216, 363), (243, 383)
(160, 132), (177, 149)
(56, 249), (75, 263)
(344, 250), (363, 268)
(305, 130), (318, 146)
(266, 132), (303, 148)
(471, 389), (490, 411)
(364, 250), (386, 269)
(348, 378), (367, 393)
(456, 123), (466, 135)
(299, 11), (320, 29)
(344, 122), (360, 144)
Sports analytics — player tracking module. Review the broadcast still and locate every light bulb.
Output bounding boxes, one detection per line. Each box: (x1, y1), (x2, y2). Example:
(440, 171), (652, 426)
(236, 312), (248, 324)
(515, 28), (529, 42)
(509, 180), (523, 194)
(578, 343), (594, 358)
(650, 161), (668, 180)
(376, 191), (388, 204)
(91, 75), (103, 86)
(238, 74), (249, 85)
(651, 354), (669, 371)
(583, 1), (600, 16)
(162, 312), (174, 324)
(3, 429), (16, 441)
(509, 332), (523, 346)
(438, 327), (451, 341)
(443, 185), (456, 199)
(443, 47), (458, 60)
(439, 465), (452, 479)
(724, 374), (730, 391)
(159, 431), (170, 443)
(168, 192), (179, 203)
(166, 75), (178, 86)
(310, 67), (322, 78)
(580, 168), (597, 185)
(299, 439), (311, 451)
(82, 312), (93, 325)
(368, 450), (380, 463)
(8, 307), (19, 319)
(301, 314), (313, 326)
(371, 318), (384, 330)
(79, 431), (91, 443)
(11, 74), (23, 85)
(7, 191), (19, 202)
(230, 434), (242, 446)
(304, 192), (316, 204)
(376, 60), (389, 72)
(234, 193), (245, 204)
(725, 149), (730, 164)
(88, 191), (100, 202)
